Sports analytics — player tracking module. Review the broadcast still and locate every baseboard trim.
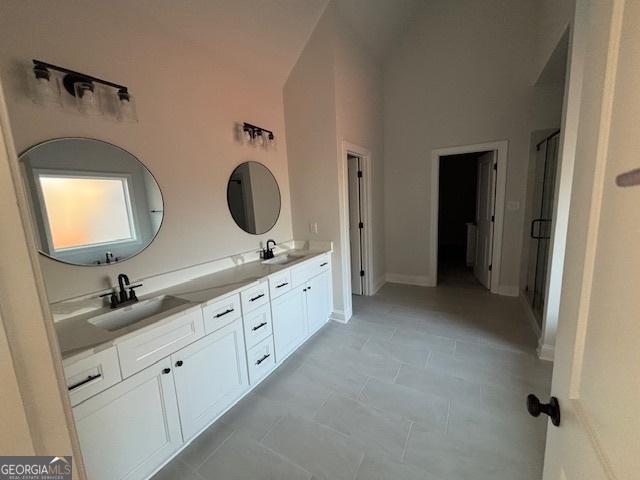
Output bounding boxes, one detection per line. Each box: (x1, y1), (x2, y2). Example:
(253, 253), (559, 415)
(371, 275), (386, 295)
(385, 273), (435, 287)
(330, 310), (348, 323)
(537, 343), (555, 362)
(520, 293), (541, 337)
(497, 285), (519, 297)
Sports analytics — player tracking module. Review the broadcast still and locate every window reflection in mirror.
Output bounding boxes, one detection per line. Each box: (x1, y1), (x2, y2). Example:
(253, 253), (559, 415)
(20, 138), (164, 266)
(227, 162), (281, 235)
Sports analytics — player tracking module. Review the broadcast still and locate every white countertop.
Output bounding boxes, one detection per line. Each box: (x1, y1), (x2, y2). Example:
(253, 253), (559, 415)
(55, 249), (330, 363)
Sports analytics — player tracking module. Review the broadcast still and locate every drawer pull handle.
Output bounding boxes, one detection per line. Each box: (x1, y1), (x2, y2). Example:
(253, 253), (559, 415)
(68, 373), (102, 391)
(162, 368), (171, 374)
(256, 353), (271, 365)
(320, 262), (328, 267)
(250, 293), (265, 302)
(175, 360), (184, 367)
(215, 308), (234, 318)
(276, 282), (289, 289)
(252, 321), (268, 331)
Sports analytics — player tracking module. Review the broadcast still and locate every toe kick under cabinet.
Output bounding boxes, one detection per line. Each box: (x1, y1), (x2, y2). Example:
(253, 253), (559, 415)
(69, 252), (332, 480)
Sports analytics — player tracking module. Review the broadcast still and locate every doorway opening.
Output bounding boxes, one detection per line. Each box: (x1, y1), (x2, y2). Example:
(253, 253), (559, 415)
(430, 140), (508, 294)
(347, 153), (365, 295)
(437, 151), (494, 289)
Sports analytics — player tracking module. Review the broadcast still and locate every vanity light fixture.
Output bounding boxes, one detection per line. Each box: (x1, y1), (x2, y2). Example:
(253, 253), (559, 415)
(242, 122), (275, 147)
(29, 59), (138, 122)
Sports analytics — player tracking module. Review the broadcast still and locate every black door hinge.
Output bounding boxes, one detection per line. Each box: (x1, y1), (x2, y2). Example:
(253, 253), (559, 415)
(493, 163), (497, 171)
(489, 265), (493, 271)
(491, 215), (495, 222)
(359, 221), (364, 229)
(357, 170), (363, 178)
(360, 270), (365, 277)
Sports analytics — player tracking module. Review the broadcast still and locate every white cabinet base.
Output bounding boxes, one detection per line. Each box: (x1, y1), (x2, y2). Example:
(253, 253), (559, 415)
(73, 358), (182, 480)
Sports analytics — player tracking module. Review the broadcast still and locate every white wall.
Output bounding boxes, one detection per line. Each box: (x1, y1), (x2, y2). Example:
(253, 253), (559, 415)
(284, 1), (384, 319)
(383, 0), (564, 291)
(535, 0), (575, 82)
(0, 1), (293, 302)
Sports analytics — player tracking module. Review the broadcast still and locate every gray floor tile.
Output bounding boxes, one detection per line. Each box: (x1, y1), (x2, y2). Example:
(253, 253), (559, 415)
(262, 415), (365, 480)
(157, 283), (550, 480)
(151, 459), (202, 480)
(314, 393), (411, 459)
(359, 378), (449, 431)
(355, 454), (436, 480)
(175, 420), (235, 469)
(198, 431), (312, 480)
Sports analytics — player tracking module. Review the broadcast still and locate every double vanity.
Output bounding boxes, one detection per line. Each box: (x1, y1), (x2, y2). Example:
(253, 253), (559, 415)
(16, 135), (330, 479)
(58, 249), (332, 480)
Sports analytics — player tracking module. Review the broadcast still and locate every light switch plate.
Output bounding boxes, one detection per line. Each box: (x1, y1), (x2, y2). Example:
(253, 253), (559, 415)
(309, 222), (318, 234)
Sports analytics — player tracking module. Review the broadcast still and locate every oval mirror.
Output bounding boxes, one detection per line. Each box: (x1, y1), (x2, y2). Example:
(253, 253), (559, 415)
(20, 138), (164, 266)
(227, 161), (281, 235)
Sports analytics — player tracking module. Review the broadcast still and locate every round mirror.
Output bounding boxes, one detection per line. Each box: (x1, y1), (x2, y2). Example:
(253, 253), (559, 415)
(227, 162), (281, 235)
(20, 138), (164, 266)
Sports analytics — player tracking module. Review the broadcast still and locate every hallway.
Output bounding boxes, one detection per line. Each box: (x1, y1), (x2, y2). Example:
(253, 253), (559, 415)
(152, 283), (551, 480)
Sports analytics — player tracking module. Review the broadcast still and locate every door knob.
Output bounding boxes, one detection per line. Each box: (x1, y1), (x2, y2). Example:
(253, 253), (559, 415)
(527, 394), (561, 426)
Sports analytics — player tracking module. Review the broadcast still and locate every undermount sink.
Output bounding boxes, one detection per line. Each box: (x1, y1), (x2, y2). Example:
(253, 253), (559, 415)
(262, 252), (306, 266)
(88, 295), (191, 332)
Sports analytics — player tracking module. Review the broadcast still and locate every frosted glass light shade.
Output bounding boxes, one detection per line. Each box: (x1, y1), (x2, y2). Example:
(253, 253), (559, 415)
(30, 66), (61, 106)
(74, 81), (102, 115)
(116, 91), (138, 123)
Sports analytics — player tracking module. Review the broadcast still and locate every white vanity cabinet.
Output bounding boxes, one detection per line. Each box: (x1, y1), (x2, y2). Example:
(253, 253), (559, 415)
(73, 358), (182, 480)
(271, 285), (308, 362)
(305, 270), (331, 335)
(171, 318), (248, 440)
(68, 251), (333, 480)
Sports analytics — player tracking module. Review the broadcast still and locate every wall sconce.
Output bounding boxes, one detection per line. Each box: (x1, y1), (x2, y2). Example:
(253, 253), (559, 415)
(242, 122), (275, 148)
(29, 59), (138, 123)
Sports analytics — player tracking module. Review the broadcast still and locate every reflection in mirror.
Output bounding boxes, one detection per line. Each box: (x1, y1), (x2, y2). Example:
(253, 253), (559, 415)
(20, 138), (164, 266)
(227, 162), (281, 235)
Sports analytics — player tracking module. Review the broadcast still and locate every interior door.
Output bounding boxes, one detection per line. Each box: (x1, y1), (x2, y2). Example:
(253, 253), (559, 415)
(347, 155), (363, 295)
(541, 1), (640, 478)
(473, 151), (495, 288)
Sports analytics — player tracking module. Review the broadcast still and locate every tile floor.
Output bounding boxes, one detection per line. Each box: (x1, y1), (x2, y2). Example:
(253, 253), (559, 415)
(152, 282), (552, 480)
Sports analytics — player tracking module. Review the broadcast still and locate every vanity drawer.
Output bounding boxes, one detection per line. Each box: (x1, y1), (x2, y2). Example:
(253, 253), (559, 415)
(246, 336), (276, 385)
(117, 307), (204, 378)
(269, 270), (292, 299)
(64, 347), (122, 407)
(291, 254), (330, 287)
(242, 303), (273, 349)
(240, 281), (270, 314)
(202, 293), (242, 334)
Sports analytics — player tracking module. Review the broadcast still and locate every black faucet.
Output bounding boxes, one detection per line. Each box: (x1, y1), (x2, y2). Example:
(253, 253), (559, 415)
(263, 239), (276, 259)
(118, 274), (130, 303)
(100, 273), (142, 309)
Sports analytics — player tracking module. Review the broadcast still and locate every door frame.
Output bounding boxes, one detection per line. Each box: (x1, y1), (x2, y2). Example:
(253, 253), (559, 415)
(0, 77), (87, 474)
(339, 142), (374, 302)
(430, 140), (508, 294)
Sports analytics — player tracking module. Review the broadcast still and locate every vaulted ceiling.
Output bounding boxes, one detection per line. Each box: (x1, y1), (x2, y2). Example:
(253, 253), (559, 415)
(123, 0), (421, 86)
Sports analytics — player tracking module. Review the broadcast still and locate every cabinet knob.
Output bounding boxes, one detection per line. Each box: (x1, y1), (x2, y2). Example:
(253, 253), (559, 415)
(527, 394), (561, 427)
(175, 360), (184, 367)
(162, 368), (171, 374)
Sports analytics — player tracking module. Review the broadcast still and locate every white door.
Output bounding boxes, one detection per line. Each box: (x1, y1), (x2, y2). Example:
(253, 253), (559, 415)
(305, 271), (331, 335)
(271, 286), (307, 362)
(541, 1), (640, 478)
(473, 151), (495, 288)
(73, 358), (182, 480)
(347, 155), (364, 295)
(172, 319), (248, 440)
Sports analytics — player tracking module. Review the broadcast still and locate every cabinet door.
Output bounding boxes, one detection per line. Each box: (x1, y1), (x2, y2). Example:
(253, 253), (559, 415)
(306, 271), (331, 335)
(271, 286), (307, 362)
(172, 319), (248, 440)
(73, 359), (182, 480)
